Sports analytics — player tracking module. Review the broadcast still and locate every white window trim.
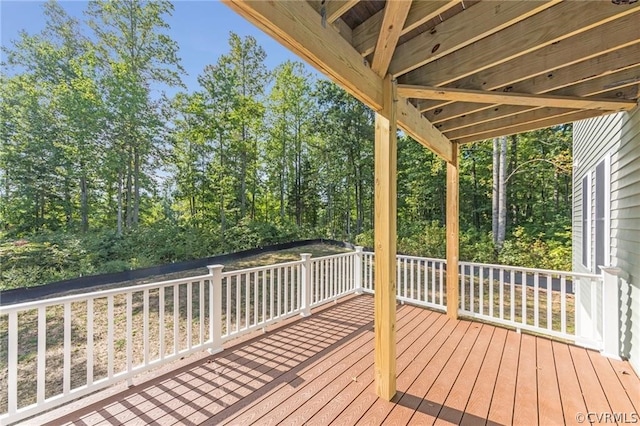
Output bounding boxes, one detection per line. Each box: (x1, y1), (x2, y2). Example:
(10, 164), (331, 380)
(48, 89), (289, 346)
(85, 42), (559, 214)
(582, 172), (591, 270)
(591, 153), (612, 273)
(603, 153), (611, 270)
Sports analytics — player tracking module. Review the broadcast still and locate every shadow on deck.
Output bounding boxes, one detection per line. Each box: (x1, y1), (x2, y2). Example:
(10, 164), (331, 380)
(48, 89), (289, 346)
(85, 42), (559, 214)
(35, 295), (638, 426)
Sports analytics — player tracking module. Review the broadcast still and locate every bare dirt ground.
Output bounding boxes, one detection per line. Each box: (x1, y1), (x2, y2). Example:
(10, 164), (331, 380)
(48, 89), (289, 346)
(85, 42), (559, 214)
(0, 243), (351, 413)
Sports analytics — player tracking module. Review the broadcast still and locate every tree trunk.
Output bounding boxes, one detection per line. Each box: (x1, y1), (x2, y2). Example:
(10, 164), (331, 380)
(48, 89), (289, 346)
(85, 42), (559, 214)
(219, 130), (226, 235)
(509, 135), (519, 226)
(80, 173), (89, 233)
(280, 131), (286, 221)
(240, 149), (247, 219)
(356, 166), (363, 235)
(132, 145), (140, 227)
(497, 136), (507, 249)
(492, 138), (499, 243)
(63, 175), (73, 229)
(295, 126), (302, 226)
(471, 149), (480, 230)
(125, 148), (133, 230)
(117, 173), (123, 236)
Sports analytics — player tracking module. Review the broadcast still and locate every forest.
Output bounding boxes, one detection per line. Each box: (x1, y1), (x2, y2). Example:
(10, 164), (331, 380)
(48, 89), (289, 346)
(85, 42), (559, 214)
(0, 1), (573, 290)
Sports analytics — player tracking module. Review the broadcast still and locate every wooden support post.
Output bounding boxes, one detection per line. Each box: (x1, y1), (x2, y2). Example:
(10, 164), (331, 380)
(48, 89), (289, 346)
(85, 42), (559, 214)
(374, 75), (397, 401)
(446, 143), (460, 319)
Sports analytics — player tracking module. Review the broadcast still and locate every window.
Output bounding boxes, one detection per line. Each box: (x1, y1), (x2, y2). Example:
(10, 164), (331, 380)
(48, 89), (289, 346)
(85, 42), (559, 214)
(581, 173), (590, 268)
(593, 156), (610, 273)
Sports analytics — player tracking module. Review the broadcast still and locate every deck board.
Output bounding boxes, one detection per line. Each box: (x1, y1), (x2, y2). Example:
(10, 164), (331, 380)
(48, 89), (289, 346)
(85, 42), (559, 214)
(536, 337), (564, 425)
(486, 329), (520, 425)
(279, 308), (437, 426)
(513, 333), (539, 425)
(434, 325), (494, 425)
(409, 322), (483, 424)
(35, 295), (640, 426)
(459, 327), (507, 426)
(353, 313), (449, 426)
(587, 350), (638, 416)
(228, 305), (425, 425)
(322, 308), (453, 426)
(553, 341), (588, 426)
(570, 345), (614, 414)
(381, 321), (471, 425)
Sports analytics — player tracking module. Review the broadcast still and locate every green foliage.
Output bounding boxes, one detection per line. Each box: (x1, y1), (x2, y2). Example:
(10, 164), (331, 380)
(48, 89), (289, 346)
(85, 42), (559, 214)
(0, 221), (317, 290)
(498, 226), (572, 271)
(0, 3), (574, 290)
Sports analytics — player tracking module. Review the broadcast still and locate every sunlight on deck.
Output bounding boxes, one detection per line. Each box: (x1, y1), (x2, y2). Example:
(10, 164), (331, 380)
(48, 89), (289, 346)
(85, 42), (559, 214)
(33, 295), (639, 426)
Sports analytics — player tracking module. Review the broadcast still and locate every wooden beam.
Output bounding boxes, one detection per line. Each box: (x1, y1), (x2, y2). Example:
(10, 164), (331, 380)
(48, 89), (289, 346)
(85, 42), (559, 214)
(447, 11), (640, 94)
(446, 143), (459, 320)
(374, 75), (397, 401)
(323, 0), (359, 24)
(223, 0), (453, 163)
(396, 97), (452, 161)
(423, 45), (640, 123)
(452, 109), (608, 144)
(445, 106), (571, 140)
(389, 0), (561, 77)
(397, 85), (637, 111)
(371, 0), (412, 77)
(353, 0), (457, 57)
(402, 2), (640, 86)
(420, 19), (640, 122)
(436, 70), (640, 133)
(442, 86), (638, 139)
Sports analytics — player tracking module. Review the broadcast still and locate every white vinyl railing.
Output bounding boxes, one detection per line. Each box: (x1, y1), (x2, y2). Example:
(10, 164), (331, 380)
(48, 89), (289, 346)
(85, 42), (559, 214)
(361, 254), (447, 313)
(0, 251), (359, 425)
(310, 252), (358, 307)
(458, 261), (602, 345)
(0, 247), (607, 424)
(361, 251), (604, 348)
(0, 272), (218, 424)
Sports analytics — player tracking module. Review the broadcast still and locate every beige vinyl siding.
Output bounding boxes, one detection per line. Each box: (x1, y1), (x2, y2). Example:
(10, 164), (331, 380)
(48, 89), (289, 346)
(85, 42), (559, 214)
(573, 106), (640, 373)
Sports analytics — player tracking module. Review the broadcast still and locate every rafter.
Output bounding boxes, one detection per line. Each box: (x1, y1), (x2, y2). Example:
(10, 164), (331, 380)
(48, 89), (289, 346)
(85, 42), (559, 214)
(418, 14), (640, 120)
(398, 85), (636, 111)
(389, 0), (561, 77)
(402, 2), (640, 86)
(446, 107), (589, 140)
(352, 0), (457, 57)
(323, 0), (360, 24)
(422, 40), (640, 118)
(222, 0), (453, 162)
(452, 110), (607, 144)
(436, 70), (640, 133)
(449, 14), (640, 93)
(371, 0), (412, 77)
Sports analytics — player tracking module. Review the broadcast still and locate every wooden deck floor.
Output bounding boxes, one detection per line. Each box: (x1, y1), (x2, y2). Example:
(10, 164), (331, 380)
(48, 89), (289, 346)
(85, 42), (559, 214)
(42, 295), (639, 426)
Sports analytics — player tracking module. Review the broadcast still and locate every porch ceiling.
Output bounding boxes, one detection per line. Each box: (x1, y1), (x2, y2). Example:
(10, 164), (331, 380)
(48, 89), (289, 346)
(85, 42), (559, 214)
(224, 0), (639, 158)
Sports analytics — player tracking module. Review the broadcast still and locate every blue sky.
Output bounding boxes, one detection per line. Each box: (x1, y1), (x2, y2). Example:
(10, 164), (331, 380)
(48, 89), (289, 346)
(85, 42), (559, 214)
(0, 0), (318, 92)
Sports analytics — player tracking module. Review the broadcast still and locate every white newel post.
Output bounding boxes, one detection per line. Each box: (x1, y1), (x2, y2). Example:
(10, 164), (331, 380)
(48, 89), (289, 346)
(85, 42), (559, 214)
(600, 266), (621, 360)
(301, 253), (312, 316)
(355, 246), (364, 294)
(207, 264), (224, 355)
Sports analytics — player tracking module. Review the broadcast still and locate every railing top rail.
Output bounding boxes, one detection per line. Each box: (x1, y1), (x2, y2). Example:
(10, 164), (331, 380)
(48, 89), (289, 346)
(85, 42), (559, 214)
(0, 272), (212, 314)
(458, 260), (601, 279)
(365, 250), (600, 280)
(395, 254), (446, 263)
(221, 259), (303, 276)
(311, 252), (355, 261)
